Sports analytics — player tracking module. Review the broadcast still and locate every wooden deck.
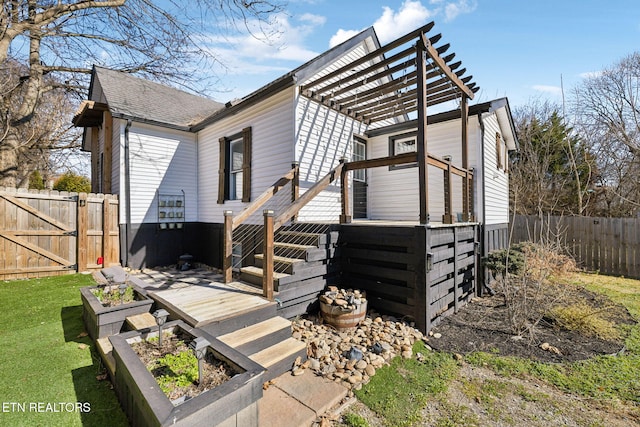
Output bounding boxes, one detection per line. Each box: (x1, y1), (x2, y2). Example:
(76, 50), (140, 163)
(134, 268), (272, 328)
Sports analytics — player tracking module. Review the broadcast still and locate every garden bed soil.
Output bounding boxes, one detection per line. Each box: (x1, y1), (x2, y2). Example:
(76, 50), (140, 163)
(130, 330), (236, 403)
(429, 285), (636, 363)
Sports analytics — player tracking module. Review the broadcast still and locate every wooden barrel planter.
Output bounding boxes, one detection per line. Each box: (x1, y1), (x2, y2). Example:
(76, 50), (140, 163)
(320, 300), (367, 329)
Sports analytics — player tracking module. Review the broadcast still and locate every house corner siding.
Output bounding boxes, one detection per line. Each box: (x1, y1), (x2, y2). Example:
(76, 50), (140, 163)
(481, 112), (510, 225)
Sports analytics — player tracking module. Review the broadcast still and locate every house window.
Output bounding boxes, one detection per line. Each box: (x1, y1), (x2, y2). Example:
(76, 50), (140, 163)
(389, 131), (417, 170)
(218, 127), (252, 203)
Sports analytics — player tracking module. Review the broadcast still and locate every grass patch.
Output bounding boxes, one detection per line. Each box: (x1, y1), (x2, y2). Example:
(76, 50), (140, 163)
(355, 340), (459, 427)
(342, 412), (370, 427)
(549, 301), (621, 341)
(466, 272), (640, 403)
(432, 399), (480, 427)
(0, 274), (128, 427)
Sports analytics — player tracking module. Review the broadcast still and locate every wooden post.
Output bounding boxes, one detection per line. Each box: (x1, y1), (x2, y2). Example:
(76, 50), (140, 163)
(102, 194), (111, 267)
(416, 40), (429, 224)
(77, 193), (88, 273)
(339, 157), (351, 224)
(453, 227), (460, 312)
(223, 211), (233, 283)
(262, 210), (274, 301)
(468, 171), (475, 222)
(461, 96), (470, 221)
(103, 111), (113, 194)
(443, 161), (454, 224)
(291, 162), (300, 222)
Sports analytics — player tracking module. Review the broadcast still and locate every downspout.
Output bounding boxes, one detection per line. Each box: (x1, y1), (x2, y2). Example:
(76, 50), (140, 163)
(477, 112), (495, 296)
(124, 120), (132, 268)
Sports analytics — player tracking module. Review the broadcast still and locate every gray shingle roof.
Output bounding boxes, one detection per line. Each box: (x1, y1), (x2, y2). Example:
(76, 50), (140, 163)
(92, 66), (224, 129)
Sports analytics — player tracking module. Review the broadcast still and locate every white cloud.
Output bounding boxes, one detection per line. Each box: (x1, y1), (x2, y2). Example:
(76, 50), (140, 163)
(373, 1), (434, 44)
(328, 0), (477, 48)
(329, 29), (363, 48)
(203, 13), (323, 65)
(579, 71), (603, 79)
(299, 13), (326, 26)
(444, 0), (478, 22)
(532, 85), (562, 96)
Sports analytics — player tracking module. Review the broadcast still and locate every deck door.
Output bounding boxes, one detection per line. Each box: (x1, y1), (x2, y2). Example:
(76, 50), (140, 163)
(353, 137), (367, 219)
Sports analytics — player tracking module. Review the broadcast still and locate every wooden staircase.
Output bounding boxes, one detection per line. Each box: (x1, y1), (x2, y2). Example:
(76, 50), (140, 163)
(197, 304), (307, 383)
(216, 317), (307, 383)
(238, 225), (340, 318)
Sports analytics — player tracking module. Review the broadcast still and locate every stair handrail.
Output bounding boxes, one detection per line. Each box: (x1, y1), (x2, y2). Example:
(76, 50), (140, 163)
(232, 166), (298, 230)
(273, 162), (344, 230)
(223, 164), (299, 284)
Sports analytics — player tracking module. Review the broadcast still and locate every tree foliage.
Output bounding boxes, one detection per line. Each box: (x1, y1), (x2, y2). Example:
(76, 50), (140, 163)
(0, 0), (284, 187)
(53, 171), (91, 193)
(510, 100), (596, 216)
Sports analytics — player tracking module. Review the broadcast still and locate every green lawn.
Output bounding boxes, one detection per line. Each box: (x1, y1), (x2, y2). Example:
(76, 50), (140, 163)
(346, 272), (640, 426)
(0, 274), (128, 427)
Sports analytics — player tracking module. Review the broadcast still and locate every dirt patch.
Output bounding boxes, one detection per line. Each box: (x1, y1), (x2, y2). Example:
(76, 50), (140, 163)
(428, 285), (635, 363)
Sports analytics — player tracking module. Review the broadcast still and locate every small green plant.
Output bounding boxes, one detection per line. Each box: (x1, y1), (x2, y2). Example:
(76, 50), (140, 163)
(150, 346), (199, 394)
(342, 412), (370, 427)
(92, 285), (135, 307)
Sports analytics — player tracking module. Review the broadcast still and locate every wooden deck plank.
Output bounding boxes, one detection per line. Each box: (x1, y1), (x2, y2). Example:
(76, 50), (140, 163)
(147, 279), (270, 326)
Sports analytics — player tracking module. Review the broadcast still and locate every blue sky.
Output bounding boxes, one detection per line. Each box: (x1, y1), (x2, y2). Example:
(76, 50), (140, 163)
(207, 0), (640, 110)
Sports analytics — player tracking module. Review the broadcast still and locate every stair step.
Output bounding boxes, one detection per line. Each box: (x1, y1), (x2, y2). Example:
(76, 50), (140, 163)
(254, 254), (318, 274)
(273, 242), (331, 262)
(217, 316), (293, 355)
(276, 231), (328, 247)
(273, 242), (315, 259)
(199, 301), (278, 337)
(125, 312), (156, 331)
(250, 337), (308, 382)
(239, 266), (291, 288)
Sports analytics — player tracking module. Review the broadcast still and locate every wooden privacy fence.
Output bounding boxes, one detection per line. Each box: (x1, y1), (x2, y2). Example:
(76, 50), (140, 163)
(512, 215), (640, 279)
(0, 187), (119, 280)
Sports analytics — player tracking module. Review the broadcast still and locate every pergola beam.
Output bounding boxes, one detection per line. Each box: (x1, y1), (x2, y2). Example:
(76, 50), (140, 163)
(420, 33), (475, 100)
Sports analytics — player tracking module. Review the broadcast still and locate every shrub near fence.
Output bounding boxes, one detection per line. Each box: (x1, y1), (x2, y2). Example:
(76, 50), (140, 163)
(512, 215), (640, 279)
(0, 187), (119, 280)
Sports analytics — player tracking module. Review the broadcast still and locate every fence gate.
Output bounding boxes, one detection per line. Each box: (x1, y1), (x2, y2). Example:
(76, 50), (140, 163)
(0, 187), (119, 280)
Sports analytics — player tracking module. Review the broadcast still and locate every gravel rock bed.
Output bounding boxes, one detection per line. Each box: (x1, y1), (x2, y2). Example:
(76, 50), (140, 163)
(292, 312), (425, 389)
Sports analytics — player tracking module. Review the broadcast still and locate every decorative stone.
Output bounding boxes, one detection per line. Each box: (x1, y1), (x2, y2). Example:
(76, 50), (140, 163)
(365, 365), (376, 377)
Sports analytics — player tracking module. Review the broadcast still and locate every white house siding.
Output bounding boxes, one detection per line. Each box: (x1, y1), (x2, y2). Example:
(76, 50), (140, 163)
(481, 112), (509, 225)
(367, 119), (480, 222)
(294, 41), (379, 222)
(122, 123), (198, 224)
(197, 88), (295, 223)
(294, 95), (368, 222)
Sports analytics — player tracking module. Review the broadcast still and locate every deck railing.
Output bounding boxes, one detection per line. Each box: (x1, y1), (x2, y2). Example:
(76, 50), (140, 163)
(223, 152), (474, 300)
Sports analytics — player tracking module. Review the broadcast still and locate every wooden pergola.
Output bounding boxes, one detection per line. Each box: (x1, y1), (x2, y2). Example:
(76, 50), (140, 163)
(299, 22), (478, 224)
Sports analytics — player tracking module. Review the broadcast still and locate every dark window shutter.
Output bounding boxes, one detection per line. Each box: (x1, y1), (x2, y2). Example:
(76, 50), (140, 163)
(217, 137), (226, 204)
(241, 127), (252, 202)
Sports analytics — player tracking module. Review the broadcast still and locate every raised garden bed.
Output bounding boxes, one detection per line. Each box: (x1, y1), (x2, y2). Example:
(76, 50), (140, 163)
(81, 282), (153, 339)
(109, 320), (264, 427)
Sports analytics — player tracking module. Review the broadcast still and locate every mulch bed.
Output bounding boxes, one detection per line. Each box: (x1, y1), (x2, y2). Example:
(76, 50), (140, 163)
(429, 286), (636, 363)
